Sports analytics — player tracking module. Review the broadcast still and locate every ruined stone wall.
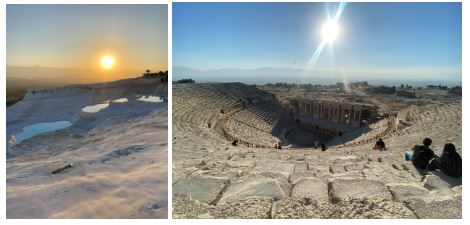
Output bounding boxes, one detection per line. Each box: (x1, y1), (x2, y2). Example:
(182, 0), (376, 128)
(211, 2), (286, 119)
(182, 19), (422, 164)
(288, 99), (378, 127)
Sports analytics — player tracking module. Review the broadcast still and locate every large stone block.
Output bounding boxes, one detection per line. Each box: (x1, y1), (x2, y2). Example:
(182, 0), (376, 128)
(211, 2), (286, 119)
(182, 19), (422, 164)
(405, 198), (462, 219)
(255, 160), (294, 175)
(328, 178), (392, 202)
(173, 176), (230, 205)
(388, 184), (431, 202)
(271, 163), (295, 174)
(329, 165), (346, 174)
(291, 178), (328, 201)
(307, 164), (329, 172)
(294, 162), (308, 172)
(344, 163), (366, 172)
(289, 171), (316, 183)
(333, 156), (360, 164)
(242, 171), (291, 196)
(219, 178), (284, 203)
(362, 166), (417, 184)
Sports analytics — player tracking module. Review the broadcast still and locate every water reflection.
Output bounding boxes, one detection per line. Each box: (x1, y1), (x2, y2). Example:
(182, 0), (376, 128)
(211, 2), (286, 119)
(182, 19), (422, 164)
(13, 121), (73, 144)
(137, 95), (164, 103)
(112, 98), (128, 103)
(82, 102), (110, 113)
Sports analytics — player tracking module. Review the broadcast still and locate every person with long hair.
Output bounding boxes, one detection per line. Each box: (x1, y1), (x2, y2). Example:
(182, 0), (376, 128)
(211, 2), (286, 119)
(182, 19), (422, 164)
(428, 143), (462, 177)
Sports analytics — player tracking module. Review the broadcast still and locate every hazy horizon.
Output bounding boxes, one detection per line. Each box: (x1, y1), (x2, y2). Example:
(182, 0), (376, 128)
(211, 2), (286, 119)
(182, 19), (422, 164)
(7, 65), (167, 86)
(172, 66), (461, 87)
(7, 4), (168, 84)
(173, 2), (461, 84)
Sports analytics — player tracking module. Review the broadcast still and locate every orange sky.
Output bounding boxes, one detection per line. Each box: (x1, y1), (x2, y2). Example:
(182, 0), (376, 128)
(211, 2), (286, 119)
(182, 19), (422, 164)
(7, 4), (168, 83)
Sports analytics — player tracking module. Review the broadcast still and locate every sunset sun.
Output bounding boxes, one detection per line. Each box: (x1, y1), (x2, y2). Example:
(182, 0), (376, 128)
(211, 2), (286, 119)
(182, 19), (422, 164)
(100, 55), (114, 69)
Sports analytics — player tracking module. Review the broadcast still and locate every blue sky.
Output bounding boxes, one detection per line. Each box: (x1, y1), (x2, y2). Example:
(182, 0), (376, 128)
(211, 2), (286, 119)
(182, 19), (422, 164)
(173, 2), (461, 83)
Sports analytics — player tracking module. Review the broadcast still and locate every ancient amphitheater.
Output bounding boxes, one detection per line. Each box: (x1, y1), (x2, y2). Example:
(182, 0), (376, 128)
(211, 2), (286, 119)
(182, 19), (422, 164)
(172, 82), (462, 219)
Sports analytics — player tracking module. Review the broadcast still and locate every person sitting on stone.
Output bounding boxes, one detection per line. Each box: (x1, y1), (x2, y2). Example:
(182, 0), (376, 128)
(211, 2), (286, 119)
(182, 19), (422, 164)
(321, 143), (327, 151)
(407, 138), (437, 169)
(427, 143), (462, 177)
(373, 138), (386, 150)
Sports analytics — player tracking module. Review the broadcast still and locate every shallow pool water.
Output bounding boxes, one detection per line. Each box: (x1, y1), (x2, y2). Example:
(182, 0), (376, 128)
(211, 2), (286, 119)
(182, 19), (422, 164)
(13, 121), (73, 144)
(82, 102), (110, 113)
(112, 98), (128, 103)
(137, 95), (165, 103)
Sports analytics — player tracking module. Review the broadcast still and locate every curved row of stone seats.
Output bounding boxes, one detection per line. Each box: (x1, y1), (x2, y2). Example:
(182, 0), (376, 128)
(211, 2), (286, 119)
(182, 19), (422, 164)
(225, 119), (281, 148)
(210, 83), (273, 100)
(232, 103), (285, 132)
(327, 118), (393, 148)
(394, 103), (461, 137)
(223, 100), (295, 148)
(344, 118), (391, 144)
(386, 103), (462, 154)
(173, 83), (279, 147)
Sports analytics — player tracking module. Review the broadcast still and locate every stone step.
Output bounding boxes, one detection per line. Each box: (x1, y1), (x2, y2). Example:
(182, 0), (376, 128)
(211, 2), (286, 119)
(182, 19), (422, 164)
(289, 171), (316, 183)
(291, 178), (328, 201)
(328, 178), (393, 202)
(173, 176), (230, 205)
(218, 178), (284, 203)
(405, 198), (462, 219)
(388, 183), (432, 202)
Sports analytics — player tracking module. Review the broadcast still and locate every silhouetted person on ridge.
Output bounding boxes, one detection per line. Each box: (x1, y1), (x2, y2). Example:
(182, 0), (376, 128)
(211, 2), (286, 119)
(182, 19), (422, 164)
(321, 143), (327, 151)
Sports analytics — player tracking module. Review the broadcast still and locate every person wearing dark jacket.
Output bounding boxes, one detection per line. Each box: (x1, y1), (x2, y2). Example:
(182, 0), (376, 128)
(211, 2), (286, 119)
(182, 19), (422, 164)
(428, 143), (462, 177)
(411, 138), (437, 169)
(321, 143), (327, 151)
(373, 138), (386, 150)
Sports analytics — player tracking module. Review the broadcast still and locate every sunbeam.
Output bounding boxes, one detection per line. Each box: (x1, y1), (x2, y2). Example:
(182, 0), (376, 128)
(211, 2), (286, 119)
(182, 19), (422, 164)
(306, 2), (347, 73)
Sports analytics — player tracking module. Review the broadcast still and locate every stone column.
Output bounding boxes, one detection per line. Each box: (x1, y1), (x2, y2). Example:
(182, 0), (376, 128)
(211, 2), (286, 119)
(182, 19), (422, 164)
(347, 105), (352, 125)
(334, 104), (338, 122)
(352, 109), (356, 124)
(329, 104), (333, 121)
(339, 104), (344, 123)
(316, 102), (319, 118)
(304, 103), (307, 116)
(327, 104), (330, 121)
(307, 102), (312, 117)
(311, 102), (314, 118)
(359, 107), (362, 125)
(314, 103), (317, 118)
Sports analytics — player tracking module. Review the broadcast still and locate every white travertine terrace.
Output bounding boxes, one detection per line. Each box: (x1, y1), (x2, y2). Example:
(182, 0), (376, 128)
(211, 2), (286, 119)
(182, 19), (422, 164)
(6, 77), (168, 218)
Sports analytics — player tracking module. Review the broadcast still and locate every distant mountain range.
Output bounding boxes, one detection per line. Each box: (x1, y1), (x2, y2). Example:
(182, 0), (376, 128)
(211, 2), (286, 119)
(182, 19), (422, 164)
(173, 66), (461, 87)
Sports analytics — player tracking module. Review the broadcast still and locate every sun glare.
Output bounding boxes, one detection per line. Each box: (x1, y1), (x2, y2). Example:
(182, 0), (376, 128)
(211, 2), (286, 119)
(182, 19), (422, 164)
(100, 55), (114, 69)
(322, 21), (339, 42)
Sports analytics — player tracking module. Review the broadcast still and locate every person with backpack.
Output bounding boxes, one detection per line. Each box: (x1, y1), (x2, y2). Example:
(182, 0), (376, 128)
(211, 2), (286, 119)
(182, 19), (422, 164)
(405, 138), (437, 169)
